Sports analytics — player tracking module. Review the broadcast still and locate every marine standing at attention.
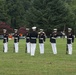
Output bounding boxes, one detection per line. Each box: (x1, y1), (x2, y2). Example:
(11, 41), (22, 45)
(38, 29), (46, 54)
(3, 29), (8, 53)
(26, 28), (30, 53)
(30, 27), (38, 56)
(50, 29), (58, 54)
(13, 29), (20, 53)
(66, 28), (74, 55)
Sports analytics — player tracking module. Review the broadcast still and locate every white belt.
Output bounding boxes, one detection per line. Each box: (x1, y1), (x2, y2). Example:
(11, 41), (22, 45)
(4, 38), (7, 39)
(52, 37), (56, 39)
(26, 37), (29, 39)
(39, 38), (43, 40)
(15, 38), (18, 39)
(68, 38), (72, 40)
(31, 37), (36, 39)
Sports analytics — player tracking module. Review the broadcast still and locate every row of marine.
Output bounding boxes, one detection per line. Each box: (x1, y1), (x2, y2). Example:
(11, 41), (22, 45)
(2, 27), (74, 56)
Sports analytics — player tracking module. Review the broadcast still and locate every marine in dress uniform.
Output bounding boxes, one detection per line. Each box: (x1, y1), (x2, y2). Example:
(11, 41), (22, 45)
(13, 29), (19, 53)
(66, 28), (74, 55)
(3, 29), (8, 53)
(26, 28), (30, 53)
(30, 27), (38, 56)
(38, 29), (46, 54)
(50, 29), (58, 54)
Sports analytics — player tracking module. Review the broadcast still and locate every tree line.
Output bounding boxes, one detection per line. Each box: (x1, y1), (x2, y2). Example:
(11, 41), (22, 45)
(0, 0), (76, 35)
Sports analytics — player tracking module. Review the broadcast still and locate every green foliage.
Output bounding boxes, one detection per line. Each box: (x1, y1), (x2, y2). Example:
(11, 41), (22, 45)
(25, 0), (75, 33)
(6, 0), (26, 28)
(0, 0), (76, 34)
(0, 0), (9, 22)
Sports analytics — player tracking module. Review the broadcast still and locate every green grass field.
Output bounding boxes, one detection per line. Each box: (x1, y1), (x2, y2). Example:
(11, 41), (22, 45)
(0, 38), (76, 75)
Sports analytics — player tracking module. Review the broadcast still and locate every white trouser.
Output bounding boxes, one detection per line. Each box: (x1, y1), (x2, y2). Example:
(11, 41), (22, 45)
(14, 43), (19, 53)
(3, 43), (8, 53)
(68, 44), (72, 55)
(26, 42), (30, 53)
(51, 43), (57, 54)
(30, 43), (36, 56)
(39, 43), (44, 54)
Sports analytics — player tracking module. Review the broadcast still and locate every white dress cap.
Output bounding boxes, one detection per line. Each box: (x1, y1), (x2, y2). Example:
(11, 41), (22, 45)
(68, 28), (72, 31)
(32, 26), (36, 30)
(53, 29), (57, 31)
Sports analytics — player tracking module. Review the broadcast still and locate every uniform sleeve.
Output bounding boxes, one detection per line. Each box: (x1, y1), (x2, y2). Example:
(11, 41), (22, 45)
(43, 32), (46, 42)
(72, 35), (74, 43)
(43, 36), (45, 42)
(7, 34), (8, 42)
(18, 35), (20, 42)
